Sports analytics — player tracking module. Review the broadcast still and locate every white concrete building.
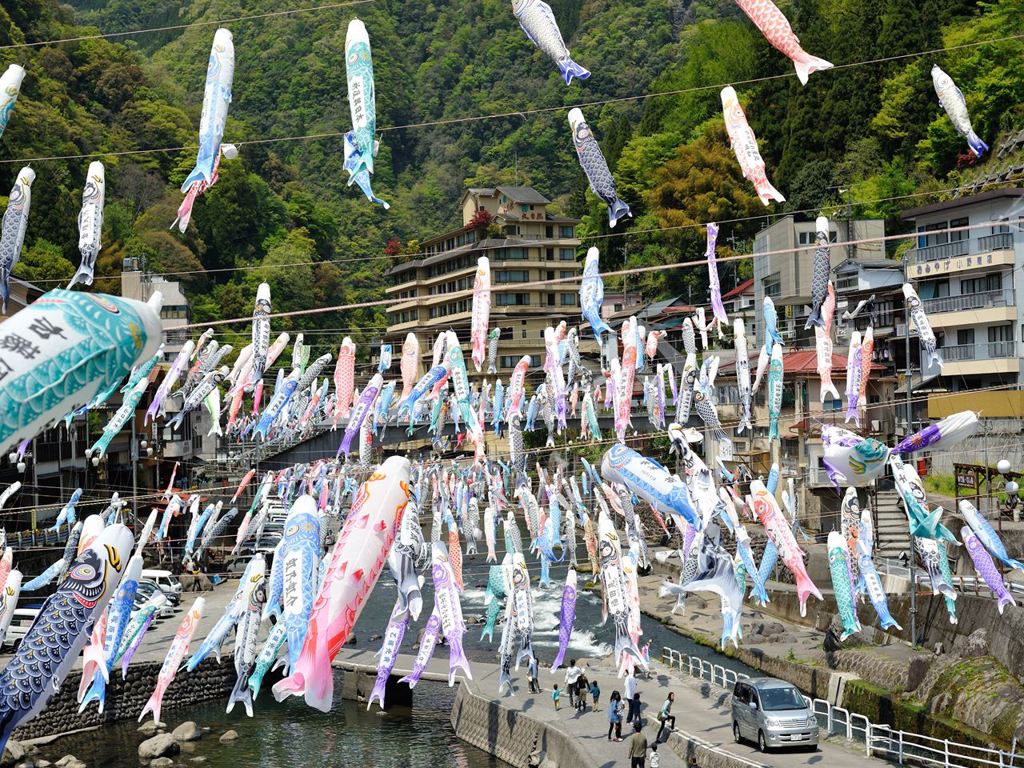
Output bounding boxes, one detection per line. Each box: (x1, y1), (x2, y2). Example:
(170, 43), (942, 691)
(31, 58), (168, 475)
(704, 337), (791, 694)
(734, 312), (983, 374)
(902, 189), (1024, 388)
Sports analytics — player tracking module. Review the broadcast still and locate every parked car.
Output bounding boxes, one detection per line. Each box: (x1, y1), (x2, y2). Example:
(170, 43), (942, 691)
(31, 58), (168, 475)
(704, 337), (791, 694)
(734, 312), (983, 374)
(135, 581), (177, 617)
(1, 608), (40, 649)
(731, 677), (818, 752)
(141, 569), (183, 599)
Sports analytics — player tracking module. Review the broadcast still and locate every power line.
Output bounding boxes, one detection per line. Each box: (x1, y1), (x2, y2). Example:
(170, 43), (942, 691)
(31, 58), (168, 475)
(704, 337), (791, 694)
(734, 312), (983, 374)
(0, 0), (375, 51)
(3, 28), (1024, 165)
(15, 174), (1021, 288)
(167, 216), (1019, 330)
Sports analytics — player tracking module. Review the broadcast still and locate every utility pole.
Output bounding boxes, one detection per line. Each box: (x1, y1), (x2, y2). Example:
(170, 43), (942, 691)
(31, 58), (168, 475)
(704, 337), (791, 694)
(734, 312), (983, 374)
(131, 413), (138, 524)
(30, 437), (38, 530)
(902, 255), (918, 647)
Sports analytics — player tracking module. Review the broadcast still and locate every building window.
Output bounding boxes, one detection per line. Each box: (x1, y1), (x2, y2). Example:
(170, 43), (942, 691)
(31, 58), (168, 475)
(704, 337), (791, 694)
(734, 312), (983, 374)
(950, 217), (968, 242)
(988, 324), (1013, 342)
(918, 221), (949, 248)
(798, 230), (837, 245)
(918, 279), (949, 299)
(961, 273), (1001, 294)
(560, 270), (574, 279)
(521, 204), (530, 213)
(546, 248), (554, 261)
(763, 273), (781, 298)
(560, 293), (576, 306)
(560, 248), (575, 260)
(495, 270), (529, 283)
(547, 294), (556, 306)
(502, 247), (527, 260)
(560, 226), (574, 238)
(546, 226), (554, 238)
(956, 329), (974, 346)
(496, 293), (530, 306)
(395, 309), (419, 324)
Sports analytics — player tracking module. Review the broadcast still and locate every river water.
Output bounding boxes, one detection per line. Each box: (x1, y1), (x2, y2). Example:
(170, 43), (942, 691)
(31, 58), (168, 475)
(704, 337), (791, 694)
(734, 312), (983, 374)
(46, 554), (753, 765)
(51, 677), (509, 768)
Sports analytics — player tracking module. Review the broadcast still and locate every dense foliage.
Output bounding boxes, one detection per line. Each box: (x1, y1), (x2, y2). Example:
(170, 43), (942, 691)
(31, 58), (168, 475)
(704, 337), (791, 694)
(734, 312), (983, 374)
(1, 0), (1022, 351)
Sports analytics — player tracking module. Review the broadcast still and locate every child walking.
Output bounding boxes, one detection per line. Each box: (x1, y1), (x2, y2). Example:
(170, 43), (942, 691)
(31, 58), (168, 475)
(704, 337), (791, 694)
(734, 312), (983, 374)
(552, 684), (561, 710)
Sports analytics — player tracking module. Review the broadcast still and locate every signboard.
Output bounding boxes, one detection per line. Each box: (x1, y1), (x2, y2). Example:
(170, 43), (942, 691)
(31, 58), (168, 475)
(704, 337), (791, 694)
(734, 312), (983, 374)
(911, 252), (996, 278)
(717, 439), (734, 462)
(955, 466), (977, 491)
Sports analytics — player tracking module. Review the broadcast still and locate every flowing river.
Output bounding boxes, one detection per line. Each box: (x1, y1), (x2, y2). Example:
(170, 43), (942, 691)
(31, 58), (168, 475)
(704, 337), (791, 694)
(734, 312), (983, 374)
(41, 557), (755, 765)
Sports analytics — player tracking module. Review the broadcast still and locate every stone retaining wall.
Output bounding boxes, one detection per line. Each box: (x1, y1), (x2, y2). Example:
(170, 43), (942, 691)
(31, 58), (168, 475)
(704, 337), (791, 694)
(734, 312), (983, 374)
(662, 729), (765, 768)
(449, 675), (766, 768)
(755, 574), (1024, 684)
(449, 683), (587, 768)
(11, 657), (237, 743)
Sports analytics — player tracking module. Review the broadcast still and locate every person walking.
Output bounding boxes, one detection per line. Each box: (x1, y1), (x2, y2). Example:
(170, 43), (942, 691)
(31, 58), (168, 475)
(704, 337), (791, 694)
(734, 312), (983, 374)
(655, 692), (676, 743)
(552, 684), (561, 710)
(528, 655), (540, 694)
(576, 672), (589, 711)
(590, 678), (601, 711)
(607, 691), (623, 741)
(628, 692), (642, 725)
(627, 721), (648, 768)
(564, 659), (583, 709)
(625, 668), (638, 717)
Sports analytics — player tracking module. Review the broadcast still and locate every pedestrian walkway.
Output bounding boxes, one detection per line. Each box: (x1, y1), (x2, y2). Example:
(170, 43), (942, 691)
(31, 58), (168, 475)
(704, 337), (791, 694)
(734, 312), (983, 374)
(334, 646), (883, 768)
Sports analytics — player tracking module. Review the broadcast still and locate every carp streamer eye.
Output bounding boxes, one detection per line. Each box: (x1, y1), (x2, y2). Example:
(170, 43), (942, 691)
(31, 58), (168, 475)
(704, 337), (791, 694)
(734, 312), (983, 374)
(71, 564), (95, 581)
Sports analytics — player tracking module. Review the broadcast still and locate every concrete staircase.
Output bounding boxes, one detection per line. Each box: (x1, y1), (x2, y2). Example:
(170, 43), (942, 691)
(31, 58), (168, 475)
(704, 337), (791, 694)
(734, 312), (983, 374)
(873, 488), (911, 560)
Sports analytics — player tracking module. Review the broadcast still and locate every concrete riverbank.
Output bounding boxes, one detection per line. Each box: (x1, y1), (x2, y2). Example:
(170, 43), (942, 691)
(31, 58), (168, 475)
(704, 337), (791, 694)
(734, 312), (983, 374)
(2, 574), (892, 768)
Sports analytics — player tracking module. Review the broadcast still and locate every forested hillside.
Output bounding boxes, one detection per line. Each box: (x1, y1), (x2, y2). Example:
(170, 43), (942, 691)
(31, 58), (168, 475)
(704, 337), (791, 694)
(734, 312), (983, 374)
(1, 0), (1023, 350)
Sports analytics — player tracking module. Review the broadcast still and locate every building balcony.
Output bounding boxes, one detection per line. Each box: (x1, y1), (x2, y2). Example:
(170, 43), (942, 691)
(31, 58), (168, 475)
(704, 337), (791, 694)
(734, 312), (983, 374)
(942, 340), (1017, 361)
(936, 339), (1019, 376)
(908, 239), (969, 263)
(922, 287), (1014, 314)
(978, 232), (1015, 253)
(907, 232), (1015, 278)
(919, 289), (1016, 328)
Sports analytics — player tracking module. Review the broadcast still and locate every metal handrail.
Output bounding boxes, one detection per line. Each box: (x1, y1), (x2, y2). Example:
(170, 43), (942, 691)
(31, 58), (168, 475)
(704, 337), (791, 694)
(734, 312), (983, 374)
(922, 288), (1015, 315)
(907, 240), (970, 263)
(978, 232), (1015, 253)
(659, 646), (1024, 768)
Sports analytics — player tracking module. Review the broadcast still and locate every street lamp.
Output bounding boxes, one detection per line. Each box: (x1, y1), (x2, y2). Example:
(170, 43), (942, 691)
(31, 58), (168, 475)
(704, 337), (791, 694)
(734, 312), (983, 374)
(998, 459), (1021, 522)
(898, 549), (917, 645)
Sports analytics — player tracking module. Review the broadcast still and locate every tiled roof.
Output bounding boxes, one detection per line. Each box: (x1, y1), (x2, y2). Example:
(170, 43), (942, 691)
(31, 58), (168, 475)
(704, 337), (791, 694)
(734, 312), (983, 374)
(718, 348), (885, 377)
(722, 278), (754, 300)
(496, 186), (551, 204)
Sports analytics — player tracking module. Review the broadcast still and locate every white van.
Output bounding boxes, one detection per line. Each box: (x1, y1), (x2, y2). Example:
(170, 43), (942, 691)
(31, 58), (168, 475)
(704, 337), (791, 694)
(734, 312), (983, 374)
(2, 608), (40, 648)
(141, 569), (183, 598)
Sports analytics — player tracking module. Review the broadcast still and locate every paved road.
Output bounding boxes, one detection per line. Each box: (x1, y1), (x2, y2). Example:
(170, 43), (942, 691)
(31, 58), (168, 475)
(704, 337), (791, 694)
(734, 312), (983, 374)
(334, 645), (879, 768)
(0, 578), (882, 768)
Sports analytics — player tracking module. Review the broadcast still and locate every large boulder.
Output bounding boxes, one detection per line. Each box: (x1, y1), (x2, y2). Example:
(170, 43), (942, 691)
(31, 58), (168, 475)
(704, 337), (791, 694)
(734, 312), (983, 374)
(172, 721), (202, 742)
(138, 734), (180, 760)
(218, 731), (238, 744)
(954, 628), (990, 659)
(150, 759), (175, 768)
(1, 740), (25, 767)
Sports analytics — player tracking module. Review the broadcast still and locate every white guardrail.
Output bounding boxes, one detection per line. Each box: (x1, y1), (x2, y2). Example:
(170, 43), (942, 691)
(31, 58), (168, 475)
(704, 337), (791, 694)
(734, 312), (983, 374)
(875, 557), (1024, 597)
(660, 647), (1024, 768)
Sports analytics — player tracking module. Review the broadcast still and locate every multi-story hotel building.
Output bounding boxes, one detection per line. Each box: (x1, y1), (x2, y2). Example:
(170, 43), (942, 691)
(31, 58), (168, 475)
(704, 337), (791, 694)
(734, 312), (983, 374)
(385, 186), (584, 377)
(902, 189), (1024, 388)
